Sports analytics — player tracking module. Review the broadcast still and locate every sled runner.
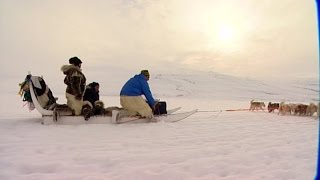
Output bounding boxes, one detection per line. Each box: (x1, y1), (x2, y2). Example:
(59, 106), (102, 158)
(116, 109), (197, 124)
(23, 75), (196, 125)
(167, 107), (181, 114)
(42, 109), (197, 125)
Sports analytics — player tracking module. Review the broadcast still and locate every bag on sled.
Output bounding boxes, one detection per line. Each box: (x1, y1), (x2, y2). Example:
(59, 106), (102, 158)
(19, 74), (57, 111)
(153, 101), (167, 115)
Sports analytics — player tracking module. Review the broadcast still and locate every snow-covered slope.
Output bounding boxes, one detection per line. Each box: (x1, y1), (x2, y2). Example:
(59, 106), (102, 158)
(148, 72), (319, 103)
(10, 70), (319, 104)
(1, 71), (319, 180)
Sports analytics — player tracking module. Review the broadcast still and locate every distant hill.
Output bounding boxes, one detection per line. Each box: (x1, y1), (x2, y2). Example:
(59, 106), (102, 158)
(9, 71), (318, 103)
(98, 71), (318, 103)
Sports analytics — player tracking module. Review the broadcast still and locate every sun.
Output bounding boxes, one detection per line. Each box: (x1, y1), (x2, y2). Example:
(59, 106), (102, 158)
(206, 23), (240, 51)
(217, 25), (234, 43)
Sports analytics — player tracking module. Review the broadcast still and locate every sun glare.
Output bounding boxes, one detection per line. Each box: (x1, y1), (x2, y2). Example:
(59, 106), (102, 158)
(206, 23), (241, 51)
(217, 25), (234, 42)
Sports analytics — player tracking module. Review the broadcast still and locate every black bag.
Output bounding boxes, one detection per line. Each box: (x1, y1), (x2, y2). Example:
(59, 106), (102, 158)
(153, 101), (167, 115)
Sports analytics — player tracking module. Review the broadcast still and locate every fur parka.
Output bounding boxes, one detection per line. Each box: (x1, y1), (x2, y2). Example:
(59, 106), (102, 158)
(61, 65), (86, 97)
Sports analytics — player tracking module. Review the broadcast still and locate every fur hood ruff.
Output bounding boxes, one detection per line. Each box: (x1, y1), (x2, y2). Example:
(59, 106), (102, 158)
(61, 65), (82, 73)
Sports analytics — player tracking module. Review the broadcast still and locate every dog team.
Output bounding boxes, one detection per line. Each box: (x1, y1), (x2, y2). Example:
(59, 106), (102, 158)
(249, 100), (320, 117)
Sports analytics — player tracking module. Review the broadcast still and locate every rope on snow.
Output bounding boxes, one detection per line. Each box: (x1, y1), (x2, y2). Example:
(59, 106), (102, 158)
(197, 108), (252, 119)
(197, 108), (250, 113)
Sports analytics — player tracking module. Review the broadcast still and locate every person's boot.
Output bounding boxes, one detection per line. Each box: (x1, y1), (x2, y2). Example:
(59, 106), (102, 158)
(94, 106), (104, 115)
(82, 105), (92, 121)
(94, 101), (105, 115)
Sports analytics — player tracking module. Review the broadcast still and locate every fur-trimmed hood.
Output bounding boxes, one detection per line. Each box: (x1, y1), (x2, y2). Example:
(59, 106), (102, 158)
(61, 65), (82, 74)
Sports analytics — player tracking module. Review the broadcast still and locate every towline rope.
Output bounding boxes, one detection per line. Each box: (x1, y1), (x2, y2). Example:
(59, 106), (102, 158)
(197, 108), (250, 113)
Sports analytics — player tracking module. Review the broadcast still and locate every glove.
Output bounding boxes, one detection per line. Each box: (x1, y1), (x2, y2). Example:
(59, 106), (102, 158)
(152, 102), (160, 112)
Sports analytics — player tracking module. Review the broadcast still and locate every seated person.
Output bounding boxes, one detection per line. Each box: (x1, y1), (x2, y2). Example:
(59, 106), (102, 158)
(83, 82), (105, 119)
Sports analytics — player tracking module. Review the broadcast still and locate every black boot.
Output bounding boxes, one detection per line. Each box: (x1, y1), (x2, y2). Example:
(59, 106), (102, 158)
(82, 105), (92, 121)
(94, 106), (105, 115)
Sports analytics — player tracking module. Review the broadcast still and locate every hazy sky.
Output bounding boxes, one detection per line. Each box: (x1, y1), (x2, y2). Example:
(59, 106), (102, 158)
(0, 0), (318, 82)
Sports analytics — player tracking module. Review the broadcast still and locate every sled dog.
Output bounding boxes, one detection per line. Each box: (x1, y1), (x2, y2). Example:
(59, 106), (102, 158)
(294, 104), (308, 116)
(278, 102), (291, 115)
(267, 102), (279, 113)
(306, 103), (318, 116)
(249, 100), (265, 111)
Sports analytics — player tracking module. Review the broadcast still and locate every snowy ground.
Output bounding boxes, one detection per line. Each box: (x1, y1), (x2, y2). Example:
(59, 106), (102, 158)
(0, 72), (318, 180)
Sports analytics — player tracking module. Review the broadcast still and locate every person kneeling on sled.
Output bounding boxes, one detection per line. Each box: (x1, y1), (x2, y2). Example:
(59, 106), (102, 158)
(117, 70), (158, 122)
(61, 57), (87, 119)
(82, 82), (105, 119)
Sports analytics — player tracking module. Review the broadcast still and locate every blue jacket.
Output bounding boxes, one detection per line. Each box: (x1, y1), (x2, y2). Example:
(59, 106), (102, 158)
(120, 74), (156, 107)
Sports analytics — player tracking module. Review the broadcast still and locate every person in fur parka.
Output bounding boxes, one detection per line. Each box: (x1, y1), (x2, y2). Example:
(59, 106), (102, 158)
(83, 82), (105, 115)
(61, 57), (86, 115)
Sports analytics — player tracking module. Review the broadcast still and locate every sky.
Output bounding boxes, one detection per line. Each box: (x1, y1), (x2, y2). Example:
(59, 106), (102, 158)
(0, 0), (318, 83)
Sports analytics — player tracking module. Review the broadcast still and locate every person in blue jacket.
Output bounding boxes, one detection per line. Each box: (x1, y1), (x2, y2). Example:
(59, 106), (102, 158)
(118, 70), (157, 120)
